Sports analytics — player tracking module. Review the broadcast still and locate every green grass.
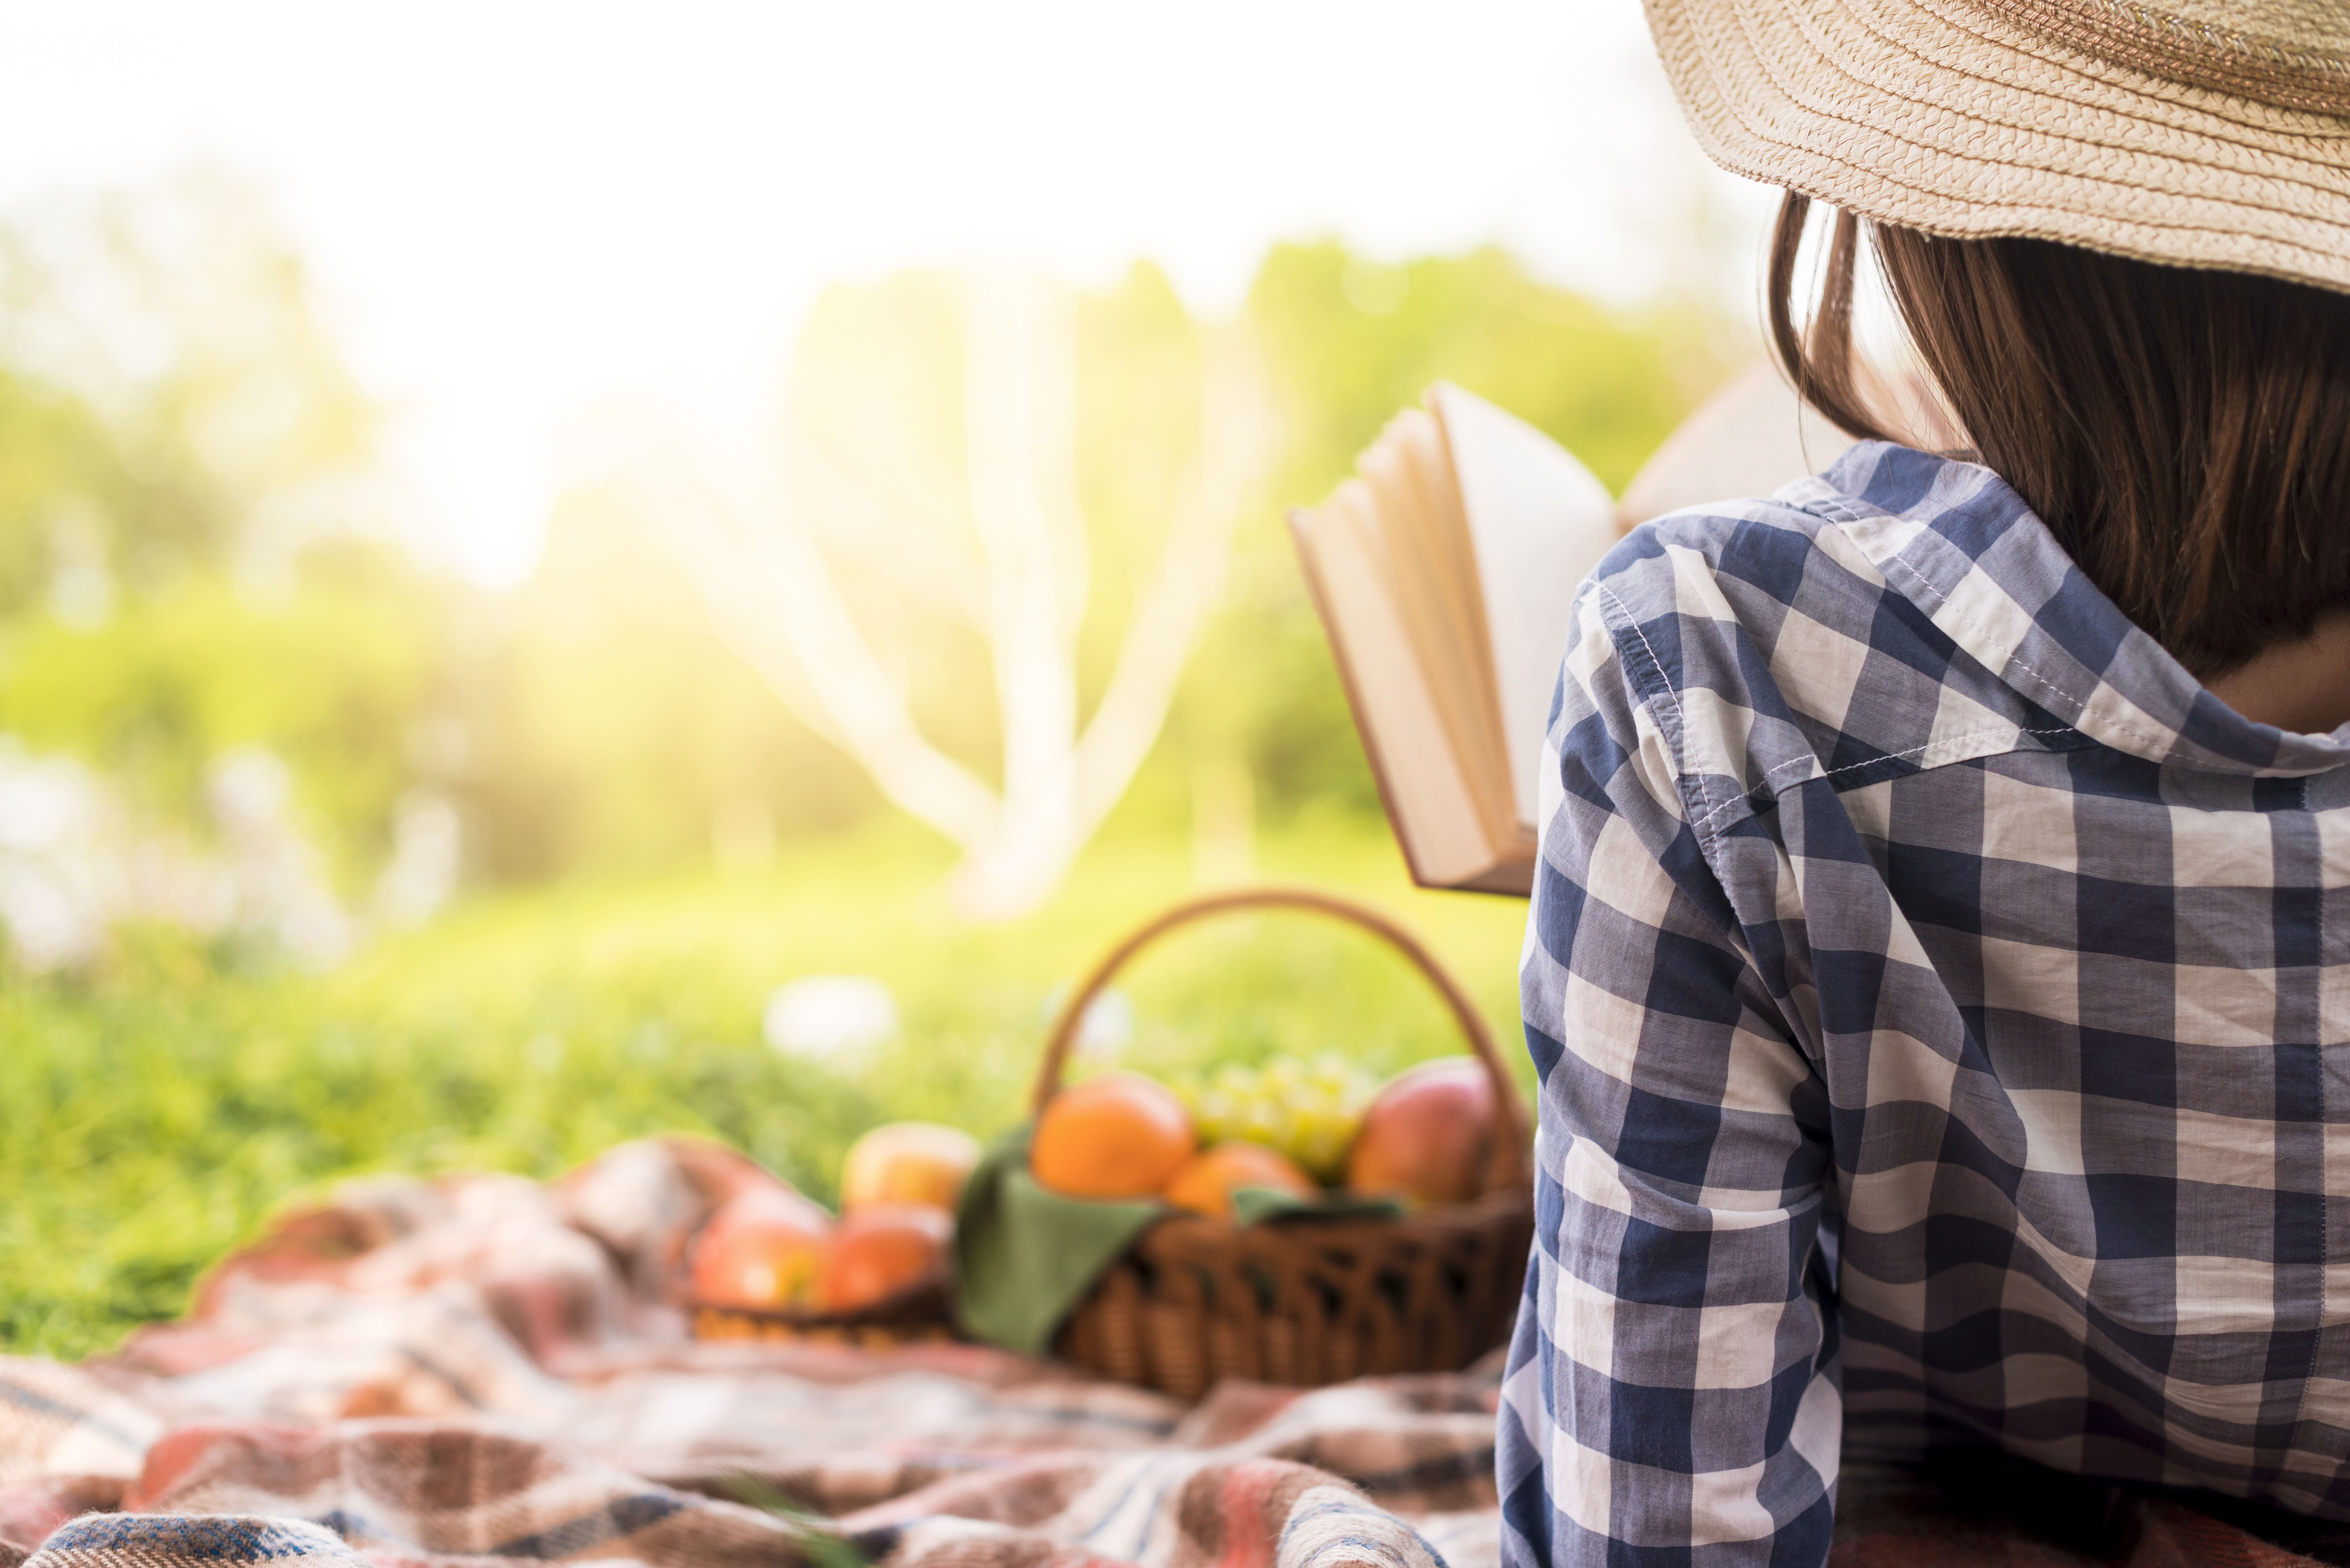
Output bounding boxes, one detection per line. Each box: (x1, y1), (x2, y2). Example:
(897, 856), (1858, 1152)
(0, 818), (1533, 1360)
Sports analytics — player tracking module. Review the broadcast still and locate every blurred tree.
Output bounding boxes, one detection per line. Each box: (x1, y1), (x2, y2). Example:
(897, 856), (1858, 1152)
(647, 265), (1275, 918)
(497, 247), (1728, 904)
(0, 167), (378, 608)
(0, 181), (1732, 916)
(0, 543), (450, 889)
(447, 485), (878, 882)
(0, 171), (435, 906)
(0, 375), (121, 616)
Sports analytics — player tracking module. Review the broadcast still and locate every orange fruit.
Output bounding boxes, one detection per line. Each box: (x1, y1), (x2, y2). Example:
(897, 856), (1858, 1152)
(820, 1203), (953, 1311)
(840, 1122), (982, 1213)
(690, 1187), (832, 1309)
(1164, 1141), (1317, 1221)
(1030, 1072), (1197, 1199)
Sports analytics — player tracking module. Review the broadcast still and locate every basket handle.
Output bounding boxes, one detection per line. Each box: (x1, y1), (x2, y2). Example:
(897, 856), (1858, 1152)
(1031, 887), (1529, 1193)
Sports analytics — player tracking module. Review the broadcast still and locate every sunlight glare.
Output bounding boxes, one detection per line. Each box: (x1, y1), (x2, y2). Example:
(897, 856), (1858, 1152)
(0, 0), (1761, 585)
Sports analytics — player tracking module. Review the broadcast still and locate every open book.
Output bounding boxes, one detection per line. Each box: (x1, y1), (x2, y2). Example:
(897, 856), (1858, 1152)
(1288, 363), (1861, 894)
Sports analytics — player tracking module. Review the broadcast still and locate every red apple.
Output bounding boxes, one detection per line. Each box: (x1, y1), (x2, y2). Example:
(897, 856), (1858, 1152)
(820, 1203), (952, 1312)
(1344, 1058), (1497, 1207)
(690, 1187), (832, 1309)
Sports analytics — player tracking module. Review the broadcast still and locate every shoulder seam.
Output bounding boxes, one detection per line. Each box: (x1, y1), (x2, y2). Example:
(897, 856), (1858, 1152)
(1591, 527), (2090, 846)
(1687, 724), (2081, 832)
(1591, 580), (1719, 834)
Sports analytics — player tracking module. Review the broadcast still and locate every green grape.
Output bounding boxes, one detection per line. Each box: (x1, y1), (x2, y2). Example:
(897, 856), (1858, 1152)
(1174, 1053), (1377, 1182)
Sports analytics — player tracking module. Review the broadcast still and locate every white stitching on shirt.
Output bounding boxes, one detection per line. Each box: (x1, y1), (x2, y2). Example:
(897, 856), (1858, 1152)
(1687, 725), (2080, 833)
(1873, 548), (2172, 755)
(1595, 581), (1715, 832)
(1594, 562), (2081, 839)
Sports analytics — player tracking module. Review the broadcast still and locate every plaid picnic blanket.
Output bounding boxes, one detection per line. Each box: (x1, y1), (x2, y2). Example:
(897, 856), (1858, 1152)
(0, 1139), (2337, 1568)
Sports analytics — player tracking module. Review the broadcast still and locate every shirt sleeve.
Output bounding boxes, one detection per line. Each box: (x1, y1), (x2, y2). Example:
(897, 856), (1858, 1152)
(1497, 578), (1840, 1568)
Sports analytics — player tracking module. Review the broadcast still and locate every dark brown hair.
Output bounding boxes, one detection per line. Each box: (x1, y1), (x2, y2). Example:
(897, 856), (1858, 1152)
(1770, 191), (2350, 675)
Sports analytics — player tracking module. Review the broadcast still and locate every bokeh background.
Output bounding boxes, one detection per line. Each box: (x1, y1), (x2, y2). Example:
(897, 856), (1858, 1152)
(0, 0), (1774, 1353)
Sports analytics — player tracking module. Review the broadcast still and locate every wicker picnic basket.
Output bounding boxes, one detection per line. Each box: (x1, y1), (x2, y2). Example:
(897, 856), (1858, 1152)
(689, 1279), (957, 1348)
(1037, 887), (1534, 1399)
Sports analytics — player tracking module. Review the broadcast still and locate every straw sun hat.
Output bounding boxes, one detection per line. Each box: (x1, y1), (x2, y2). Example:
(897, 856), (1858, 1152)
(1644, 0), (2350, 291)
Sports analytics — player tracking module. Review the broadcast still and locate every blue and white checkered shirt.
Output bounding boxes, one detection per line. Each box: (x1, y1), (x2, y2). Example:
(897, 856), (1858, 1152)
(1497, 441), (2350, 1566)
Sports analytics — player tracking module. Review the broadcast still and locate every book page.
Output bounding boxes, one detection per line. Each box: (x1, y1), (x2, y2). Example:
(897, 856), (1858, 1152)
(1352, 410), (1519, 853)
(1429, 384), (1618, 839)
(1614, 358), (1853, 529)
(1617, 357), (1967, 529)
(1289, 488), (1499, 887)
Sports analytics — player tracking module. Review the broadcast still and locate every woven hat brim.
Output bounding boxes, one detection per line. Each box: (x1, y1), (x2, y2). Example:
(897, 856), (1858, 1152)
(1646, 0), (2350, 292)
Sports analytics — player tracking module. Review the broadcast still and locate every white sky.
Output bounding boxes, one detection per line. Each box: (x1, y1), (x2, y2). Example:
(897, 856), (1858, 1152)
(0, 0), (1773, 585)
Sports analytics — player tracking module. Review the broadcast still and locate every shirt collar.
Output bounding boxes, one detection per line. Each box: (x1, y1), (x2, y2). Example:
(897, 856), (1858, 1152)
(1790, 441), (2350, 778)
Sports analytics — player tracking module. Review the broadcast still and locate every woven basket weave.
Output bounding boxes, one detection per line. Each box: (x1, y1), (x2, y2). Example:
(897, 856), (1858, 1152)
(690, 1277), (956, 1348)
(1038, 887), (1534, 1399)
